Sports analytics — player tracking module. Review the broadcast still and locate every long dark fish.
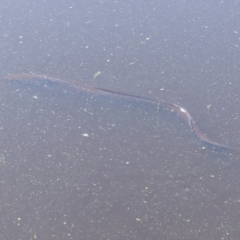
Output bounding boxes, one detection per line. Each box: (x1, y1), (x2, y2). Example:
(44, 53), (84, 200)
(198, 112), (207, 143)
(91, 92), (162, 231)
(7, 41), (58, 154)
(4, 74), (239, 152)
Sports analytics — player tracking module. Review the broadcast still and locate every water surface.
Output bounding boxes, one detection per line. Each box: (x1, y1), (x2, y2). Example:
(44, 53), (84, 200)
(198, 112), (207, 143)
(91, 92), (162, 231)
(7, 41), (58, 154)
(0, 76), (239, 239)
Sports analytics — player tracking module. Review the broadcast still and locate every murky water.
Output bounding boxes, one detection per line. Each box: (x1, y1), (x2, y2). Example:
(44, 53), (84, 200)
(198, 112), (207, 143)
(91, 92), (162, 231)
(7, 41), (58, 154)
(0, 76), (239, 239)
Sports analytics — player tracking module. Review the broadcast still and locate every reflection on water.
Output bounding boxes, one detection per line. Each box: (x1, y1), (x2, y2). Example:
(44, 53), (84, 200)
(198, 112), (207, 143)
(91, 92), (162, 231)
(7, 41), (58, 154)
(0, 76), (239, 239)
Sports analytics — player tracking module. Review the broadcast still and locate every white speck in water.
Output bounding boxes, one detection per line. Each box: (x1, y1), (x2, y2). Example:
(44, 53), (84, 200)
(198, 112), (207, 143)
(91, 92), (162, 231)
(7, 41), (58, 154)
(206, 105), (211, 109)
(82, 133), (89, 137)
